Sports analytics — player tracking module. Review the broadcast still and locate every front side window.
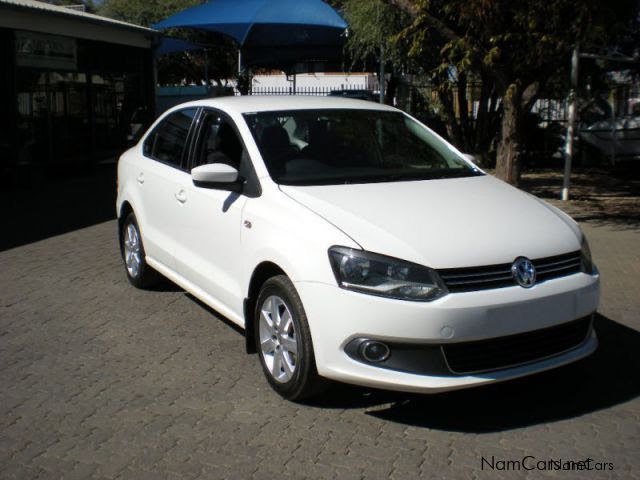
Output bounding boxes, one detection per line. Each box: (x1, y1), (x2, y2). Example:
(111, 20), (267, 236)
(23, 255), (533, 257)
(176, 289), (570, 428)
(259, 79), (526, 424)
(243, 109), (482, 185)
(143, 108), (197, 168)
(192, 111), (243, 169)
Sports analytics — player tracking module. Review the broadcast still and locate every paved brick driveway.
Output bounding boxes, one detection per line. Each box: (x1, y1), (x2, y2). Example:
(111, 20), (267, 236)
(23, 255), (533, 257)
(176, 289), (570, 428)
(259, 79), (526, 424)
(1, 220), (639, 479)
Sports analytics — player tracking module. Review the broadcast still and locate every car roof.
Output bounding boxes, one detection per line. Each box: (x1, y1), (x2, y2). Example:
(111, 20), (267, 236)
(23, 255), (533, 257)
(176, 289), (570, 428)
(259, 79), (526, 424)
(177, 95), (399, 115)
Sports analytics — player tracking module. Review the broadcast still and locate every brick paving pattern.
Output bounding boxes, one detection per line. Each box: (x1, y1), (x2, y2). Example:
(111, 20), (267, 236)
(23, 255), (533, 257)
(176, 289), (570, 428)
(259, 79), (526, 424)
(1, 219), (639, 479)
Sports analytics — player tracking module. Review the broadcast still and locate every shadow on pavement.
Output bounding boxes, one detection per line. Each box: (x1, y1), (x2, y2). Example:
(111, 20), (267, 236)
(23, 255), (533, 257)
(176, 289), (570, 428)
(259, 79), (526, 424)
(520, 163), (640, 230)
(0, 163), (117, 251)
(311, 314), (640, 433)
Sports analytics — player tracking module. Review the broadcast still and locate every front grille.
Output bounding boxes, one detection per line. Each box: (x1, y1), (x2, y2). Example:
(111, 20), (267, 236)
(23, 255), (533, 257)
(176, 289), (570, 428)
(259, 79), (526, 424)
(442, 316), (592, 374)
(534, 251), (582, 282)
(438, 251), (582, 293)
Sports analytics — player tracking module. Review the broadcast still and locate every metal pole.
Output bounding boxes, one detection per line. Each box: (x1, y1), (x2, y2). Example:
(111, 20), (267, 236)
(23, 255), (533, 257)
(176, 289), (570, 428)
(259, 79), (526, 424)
(204, 49), (209, 87)
(293, 72), (296, 95)
(379, 44), (385, 104)
(562, 45), (579, 201)
(238, 48), (242, 75)
(610, 94), (616, 166)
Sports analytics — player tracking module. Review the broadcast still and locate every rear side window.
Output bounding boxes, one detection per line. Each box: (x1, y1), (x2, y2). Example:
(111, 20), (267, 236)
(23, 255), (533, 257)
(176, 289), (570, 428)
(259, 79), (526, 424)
(143, 108), (197, 169)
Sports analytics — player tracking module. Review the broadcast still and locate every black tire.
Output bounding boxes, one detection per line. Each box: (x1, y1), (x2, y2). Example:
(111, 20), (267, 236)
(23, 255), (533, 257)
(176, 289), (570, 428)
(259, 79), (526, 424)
(120, 212), (161, 289)
(254, 275), (327, 401)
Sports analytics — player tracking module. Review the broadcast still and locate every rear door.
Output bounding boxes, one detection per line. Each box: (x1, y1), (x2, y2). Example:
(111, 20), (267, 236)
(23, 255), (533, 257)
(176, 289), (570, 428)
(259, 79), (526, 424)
(137, 107), (198, 271)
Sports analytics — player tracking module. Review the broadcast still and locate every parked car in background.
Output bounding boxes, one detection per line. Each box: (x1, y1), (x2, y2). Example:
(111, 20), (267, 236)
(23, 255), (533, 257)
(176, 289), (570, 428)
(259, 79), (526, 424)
(328, 89), (378, 102)
(117, 96), (600, 401)
(580, 116), (640, 160)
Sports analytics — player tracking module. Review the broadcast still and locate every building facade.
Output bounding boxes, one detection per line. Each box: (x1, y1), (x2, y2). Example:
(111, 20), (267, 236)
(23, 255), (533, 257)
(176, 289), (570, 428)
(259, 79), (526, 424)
(0, 0), (158, 187)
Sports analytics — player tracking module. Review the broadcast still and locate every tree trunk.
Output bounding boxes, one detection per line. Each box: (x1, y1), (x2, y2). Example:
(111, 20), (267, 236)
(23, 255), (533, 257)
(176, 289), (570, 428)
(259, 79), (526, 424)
(384, 72), (399, 106)
(437, 88), (464, 149)
(474, 72), (499, 155)
(457, 73), (470, 149)
(496, 83), (522, 185)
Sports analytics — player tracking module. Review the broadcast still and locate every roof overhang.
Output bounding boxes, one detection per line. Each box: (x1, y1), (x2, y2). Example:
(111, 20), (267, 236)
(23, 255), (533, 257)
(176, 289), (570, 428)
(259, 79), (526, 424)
(0, 0), (160, 49)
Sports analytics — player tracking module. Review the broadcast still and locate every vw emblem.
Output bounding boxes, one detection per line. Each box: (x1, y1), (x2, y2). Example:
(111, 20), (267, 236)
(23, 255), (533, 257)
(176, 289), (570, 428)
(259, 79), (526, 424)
(512, 257), (536, 288)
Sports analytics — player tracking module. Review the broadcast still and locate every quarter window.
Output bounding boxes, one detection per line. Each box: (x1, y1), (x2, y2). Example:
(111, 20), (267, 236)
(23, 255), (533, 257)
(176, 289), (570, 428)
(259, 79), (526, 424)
(143, 108), (197, 168)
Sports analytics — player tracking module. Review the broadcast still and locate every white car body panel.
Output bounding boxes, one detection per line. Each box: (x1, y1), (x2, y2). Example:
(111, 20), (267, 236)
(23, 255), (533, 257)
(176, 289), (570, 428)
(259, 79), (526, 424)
(116, 95), (600, 394)
(280, 175), (581, 269)
(174, 176), (248, 317)
(295, 272), (599, 391)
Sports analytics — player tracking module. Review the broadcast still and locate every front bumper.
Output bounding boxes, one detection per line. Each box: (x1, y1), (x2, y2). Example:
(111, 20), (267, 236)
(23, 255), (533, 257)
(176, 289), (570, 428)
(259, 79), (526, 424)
(295, 272), (599, 393)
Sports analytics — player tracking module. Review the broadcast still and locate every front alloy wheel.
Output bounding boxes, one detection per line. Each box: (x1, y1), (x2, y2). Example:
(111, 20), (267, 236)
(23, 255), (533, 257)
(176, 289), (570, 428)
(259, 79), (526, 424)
(259, 295), (299, 383)
(254, 275), (326, 400)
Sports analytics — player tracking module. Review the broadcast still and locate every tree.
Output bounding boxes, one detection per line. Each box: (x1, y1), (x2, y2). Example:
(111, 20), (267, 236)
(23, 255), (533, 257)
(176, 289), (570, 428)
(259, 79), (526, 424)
(99, 0), (198, 28)
(338, 0), (410, 104)
(99, 0), (238, 86)
(381, 0), (638, 185)
(338, 0), (502, 160)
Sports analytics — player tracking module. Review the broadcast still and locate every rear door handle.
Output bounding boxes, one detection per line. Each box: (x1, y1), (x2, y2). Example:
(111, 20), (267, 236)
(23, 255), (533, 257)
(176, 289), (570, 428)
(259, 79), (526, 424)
(136, 172), (145, 184)
(174, 189), (187, 204)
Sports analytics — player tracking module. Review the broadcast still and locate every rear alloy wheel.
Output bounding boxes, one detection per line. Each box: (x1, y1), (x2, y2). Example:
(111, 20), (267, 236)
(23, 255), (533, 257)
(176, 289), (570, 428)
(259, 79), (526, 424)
(121, 213), (160, 288)
(255, 275), (326, 400)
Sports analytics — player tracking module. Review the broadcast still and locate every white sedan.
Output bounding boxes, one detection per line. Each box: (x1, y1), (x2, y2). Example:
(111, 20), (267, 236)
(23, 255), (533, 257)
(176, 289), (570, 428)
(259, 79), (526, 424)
(116, 96), (599, 400)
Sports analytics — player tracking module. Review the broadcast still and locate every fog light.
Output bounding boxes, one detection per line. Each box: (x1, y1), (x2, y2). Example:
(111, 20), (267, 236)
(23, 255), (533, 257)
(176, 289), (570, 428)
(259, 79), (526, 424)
(360, 340), (390, 363)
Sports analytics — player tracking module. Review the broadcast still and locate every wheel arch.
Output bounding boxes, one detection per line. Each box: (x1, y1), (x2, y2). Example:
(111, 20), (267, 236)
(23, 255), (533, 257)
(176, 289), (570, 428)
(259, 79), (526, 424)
(244, 261), (288, 354)
(118, 201), (134, 257)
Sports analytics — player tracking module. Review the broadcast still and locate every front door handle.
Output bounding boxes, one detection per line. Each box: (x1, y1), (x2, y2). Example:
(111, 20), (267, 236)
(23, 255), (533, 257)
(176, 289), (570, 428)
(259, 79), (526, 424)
(136, 172), (145, 184)
(174, 189), (187, 204)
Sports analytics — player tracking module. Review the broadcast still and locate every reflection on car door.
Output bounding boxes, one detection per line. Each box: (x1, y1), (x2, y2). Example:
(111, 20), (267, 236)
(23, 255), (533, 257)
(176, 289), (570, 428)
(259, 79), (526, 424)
(138, 107), (197, 271)
(174, 109), (248, 319)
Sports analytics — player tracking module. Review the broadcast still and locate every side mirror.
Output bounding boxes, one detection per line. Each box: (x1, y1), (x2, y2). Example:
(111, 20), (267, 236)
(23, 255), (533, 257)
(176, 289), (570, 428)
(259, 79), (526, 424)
(191, 163), (241, 191)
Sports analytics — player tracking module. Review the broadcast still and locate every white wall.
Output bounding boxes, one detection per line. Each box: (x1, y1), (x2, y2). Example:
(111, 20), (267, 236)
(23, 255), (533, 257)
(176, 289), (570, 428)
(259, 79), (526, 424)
(251, 72), (378, 90)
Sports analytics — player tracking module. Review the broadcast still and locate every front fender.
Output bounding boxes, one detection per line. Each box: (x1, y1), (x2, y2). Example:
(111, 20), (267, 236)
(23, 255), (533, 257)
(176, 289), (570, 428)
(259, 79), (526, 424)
(240, 187), (359, 297)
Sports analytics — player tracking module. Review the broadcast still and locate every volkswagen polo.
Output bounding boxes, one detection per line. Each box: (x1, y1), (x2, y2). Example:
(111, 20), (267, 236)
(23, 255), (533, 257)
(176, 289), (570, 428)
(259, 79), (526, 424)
(116, 96), (599, 400)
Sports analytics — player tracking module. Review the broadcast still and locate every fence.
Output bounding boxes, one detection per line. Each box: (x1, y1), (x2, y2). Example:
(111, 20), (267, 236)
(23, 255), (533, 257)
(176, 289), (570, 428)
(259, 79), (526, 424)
(235, 84), (371, 96)
(532, 98), (569, 125)
(233, 81), (585, 126)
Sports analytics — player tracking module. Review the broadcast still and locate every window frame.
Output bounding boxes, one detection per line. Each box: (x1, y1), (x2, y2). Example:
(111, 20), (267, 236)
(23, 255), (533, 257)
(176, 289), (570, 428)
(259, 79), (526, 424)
(142, 107), (200, 172)
(187, 107), (262, 198)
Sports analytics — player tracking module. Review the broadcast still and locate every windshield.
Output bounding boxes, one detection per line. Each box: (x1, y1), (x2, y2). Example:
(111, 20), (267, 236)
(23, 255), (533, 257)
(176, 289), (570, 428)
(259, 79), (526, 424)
(243, 109), (482, 186)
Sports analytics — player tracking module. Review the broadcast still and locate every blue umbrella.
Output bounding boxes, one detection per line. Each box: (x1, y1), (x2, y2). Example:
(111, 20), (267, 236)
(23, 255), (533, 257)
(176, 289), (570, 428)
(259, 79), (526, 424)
(153, 0), (347, 69)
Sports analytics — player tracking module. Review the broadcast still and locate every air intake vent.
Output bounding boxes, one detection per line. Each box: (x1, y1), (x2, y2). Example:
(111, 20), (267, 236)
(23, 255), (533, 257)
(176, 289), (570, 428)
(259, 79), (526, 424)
(442, 316), (592, 374)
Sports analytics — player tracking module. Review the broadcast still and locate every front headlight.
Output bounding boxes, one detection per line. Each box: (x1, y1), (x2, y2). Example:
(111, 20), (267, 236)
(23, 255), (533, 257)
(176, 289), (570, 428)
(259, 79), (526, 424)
(580, 235), (594, 274)
(328, 246), (447, 301)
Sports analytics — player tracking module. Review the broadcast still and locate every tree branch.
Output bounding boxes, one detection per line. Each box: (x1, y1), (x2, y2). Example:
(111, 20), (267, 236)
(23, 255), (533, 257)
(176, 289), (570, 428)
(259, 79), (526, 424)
(385, 0), (420, 17)
(386, 0), (461, 42)
(521, 81), (540, 111)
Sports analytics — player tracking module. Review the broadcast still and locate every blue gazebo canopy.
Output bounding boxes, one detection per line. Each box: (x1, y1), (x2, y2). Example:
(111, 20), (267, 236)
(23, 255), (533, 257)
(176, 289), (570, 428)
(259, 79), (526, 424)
(153, 0), (347, 46)
(156, 37), (204, 56)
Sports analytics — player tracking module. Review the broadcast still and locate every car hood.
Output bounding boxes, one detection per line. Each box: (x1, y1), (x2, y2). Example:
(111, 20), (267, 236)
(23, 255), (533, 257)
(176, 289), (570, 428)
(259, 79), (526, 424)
(280, 175), (581, 269)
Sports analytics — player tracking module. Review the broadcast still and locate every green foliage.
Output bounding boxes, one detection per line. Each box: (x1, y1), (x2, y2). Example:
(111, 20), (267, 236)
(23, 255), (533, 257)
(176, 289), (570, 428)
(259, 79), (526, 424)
(99, 0), (238, 86)
(396, 0), (638, 97)
(99, 0), (200, 28)
(340, 0), (413, 69)
(365, 0), (639, 182)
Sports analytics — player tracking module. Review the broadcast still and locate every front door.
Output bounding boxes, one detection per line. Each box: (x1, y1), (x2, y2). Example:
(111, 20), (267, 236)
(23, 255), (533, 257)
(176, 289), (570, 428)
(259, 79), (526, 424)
(174, 109), (250, 319)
